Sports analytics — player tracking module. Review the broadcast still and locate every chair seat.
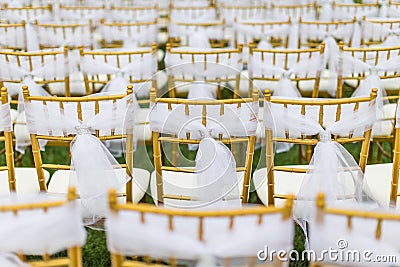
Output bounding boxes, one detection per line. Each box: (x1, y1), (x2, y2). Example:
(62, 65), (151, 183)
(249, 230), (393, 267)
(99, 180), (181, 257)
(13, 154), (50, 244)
(364, 163), (400, 208)
(0, 168), (50, 195)
(226, 70), (277, 97)
(298, 70), (336, 94)
(48, 168), (150, 204)
(372, 103), (396, 137)
(345, 77), (400, 91)
(253, 166), (306, 207)
(150, 170), (244, 207)
(47, 72), (95, 96)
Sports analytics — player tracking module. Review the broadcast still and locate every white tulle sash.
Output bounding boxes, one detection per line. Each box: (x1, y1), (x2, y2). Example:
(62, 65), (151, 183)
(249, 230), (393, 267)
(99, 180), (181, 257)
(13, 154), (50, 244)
(150, 101), (258, 207)
(169, 24), (224, 48)
(24, 94), (136, 224)
(0, 194), (86, 255)
(165, 48), (243, 79)
(264, 99), (377, 223)
(0, 102), (12, 132)
(106, 208), (293, 264)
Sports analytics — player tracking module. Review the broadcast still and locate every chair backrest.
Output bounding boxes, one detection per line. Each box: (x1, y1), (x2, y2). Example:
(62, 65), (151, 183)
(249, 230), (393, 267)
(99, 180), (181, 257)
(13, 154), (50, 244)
(108, 4), (158, 22)
(170, 0), (212, 7)
(98, 19), (158, 48)
(298, 17), (356, 48)
(0, 21), (27, 51)
(263, 88), (377, 206)
(309, 192), (400, 266)
(331, 1), (380, 18)
(270, 2), (317, 20)
(219, 3), (268, 25)
(150, 88), (258, 206)
(248, 43), (325, 98)
(168, 20), (226, 48)
(169, 5), (217, 22)
(0, 87), (16, 193)
(362, 17), (400, 46)
(34, 20), (94, 49)
(106, 188), (294, 267)
(337, 43), (400, 98)
(165, 44), (244, 98)
(1, 4), (52, 22)
(0, 47), (71, 96)
(233, 18), (292, 49)
(22, 86), (138, 203)
(79, 45), (158, 97)
(58, 4), (105, 23)
(0, 187), (85, 267)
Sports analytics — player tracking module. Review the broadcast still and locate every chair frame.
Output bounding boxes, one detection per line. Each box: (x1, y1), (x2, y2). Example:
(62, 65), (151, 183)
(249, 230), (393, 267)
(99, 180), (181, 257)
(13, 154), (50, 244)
(23, 85), (136, 202)
(108, 188), (294, 267)
(264, 88), (377, 206)
(0, 186), (82, 267)
(248, 43), (325, 98)
(150, 88), (258, 204)
(165, 43), (244, 98)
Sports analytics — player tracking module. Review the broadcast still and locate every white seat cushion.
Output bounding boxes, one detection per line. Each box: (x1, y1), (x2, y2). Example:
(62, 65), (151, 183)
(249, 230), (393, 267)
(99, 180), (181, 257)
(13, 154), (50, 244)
(298, 70), (336, 95)
(0, 168), (50, 195)
(48, 168), (150, 204)
(47, 72), (88, 96)
(373, 103), (396, 137)
(346, 77), (400, 91)
(157, 32), (168, 45)
(364, 163), (399, 208)
(150, 170), (244, 207)
(253, 165), (308, 206)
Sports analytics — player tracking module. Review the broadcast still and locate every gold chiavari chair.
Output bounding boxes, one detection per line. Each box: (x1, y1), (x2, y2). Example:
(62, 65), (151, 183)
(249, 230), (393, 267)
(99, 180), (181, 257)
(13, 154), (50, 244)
(170, 0), (213, 7)
(150, 88), (258, 206)
(165, 44), (244, 98)
(337, 44), (400, 162)
(0, 4), (52, 22)
(108, 4), (158, 22)
(248, 43), (325, 98)
(219, 3), (268, 27)
(33, 20), (94, 50)
(23, 86), (150, 205)
(331, 0), (380, 18)
(0, 87), (50, 194)
(361, 16), (400, 46)
(270, 1), (318, 20)
(58, 4), (105, 24)
(168, 19), (227, 48)
(106, 188), (294, 267)
(298, 17), (356, 48)
(79, 45), (161, 144)
(0, 187), (85, 267)
(253, 89), (377, 207)
(0, 21), (27, 51)
(309, 192), (400, 267)
(98, 19), (158, 49)
(168, 4), (218, 22)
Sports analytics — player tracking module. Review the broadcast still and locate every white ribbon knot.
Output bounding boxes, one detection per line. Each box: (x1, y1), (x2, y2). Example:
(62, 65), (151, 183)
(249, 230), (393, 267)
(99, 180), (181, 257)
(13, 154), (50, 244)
(319, 132), (332, 143)
(74, 125), (92, 135)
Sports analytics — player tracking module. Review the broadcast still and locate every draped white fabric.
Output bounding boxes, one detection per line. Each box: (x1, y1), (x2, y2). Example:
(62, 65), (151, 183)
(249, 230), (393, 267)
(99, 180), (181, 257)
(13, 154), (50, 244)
(249, 53), (324, 97)
(0, 102), (12, 132)
(165, 47), (243, 79)
(0, 194), (86, 255)
(0, 254), (29, 267)
(80, 50), (156, 98)
(168, 23), (224, 48)
(150, 101), (258, 207)
(106, 209), (293, 264)
(36, 23), (93, 48)
(24, 94), (136, 224)
(263, 98), (378, 227)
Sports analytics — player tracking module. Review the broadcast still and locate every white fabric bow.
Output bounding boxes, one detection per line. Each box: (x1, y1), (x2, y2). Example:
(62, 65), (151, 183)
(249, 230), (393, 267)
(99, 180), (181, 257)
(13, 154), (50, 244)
(249, 54), (324, 97)
(150, 101), (258, 208)
(24, 94), (136, 224)
(264, 98), (378, 230)
(169, 24), (224, 48)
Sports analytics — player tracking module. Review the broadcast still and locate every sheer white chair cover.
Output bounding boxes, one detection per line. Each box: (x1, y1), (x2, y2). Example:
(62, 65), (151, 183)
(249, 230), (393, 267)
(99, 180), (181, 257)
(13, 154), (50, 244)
(168, 23), (224, 48)
(0, 194), (86, 255)
(0, 102), (12, 132)
(1, 12), (52, 51)
(24, 94), (136, 224)
(264, 97), (378, 232)
(0, 254), (29, 267)
(363, 21), (400, 47)
(169, 8), (217, 22)
(0, 54), (69, 153)
(79, 51), (156, 97)
(150, 100), (258, 208)
(106, 209), (293, 265)
(0, 24), (26, 51)
(249, 53), (324, 97)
